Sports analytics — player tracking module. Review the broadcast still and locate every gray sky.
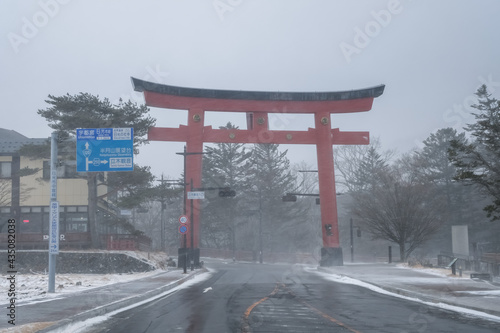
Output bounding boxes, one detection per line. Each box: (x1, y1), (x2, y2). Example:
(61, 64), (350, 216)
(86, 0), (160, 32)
(2, 0), (499, 179)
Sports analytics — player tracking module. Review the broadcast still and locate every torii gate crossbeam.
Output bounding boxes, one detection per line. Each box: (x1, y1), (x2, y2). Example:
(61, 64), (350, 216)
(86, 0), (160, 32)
(132, 77), (384, 266)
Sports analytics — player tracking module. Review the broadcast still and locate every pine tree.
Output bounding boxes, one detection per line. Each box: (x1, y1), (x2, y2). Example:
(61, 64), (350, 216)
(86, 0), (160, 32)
(414, 128), (477, 226)
(449, 85), (500, 221)
(246, 143), (306, 255)
(201, 123), (251, 253)
(36, 93), (156, 247)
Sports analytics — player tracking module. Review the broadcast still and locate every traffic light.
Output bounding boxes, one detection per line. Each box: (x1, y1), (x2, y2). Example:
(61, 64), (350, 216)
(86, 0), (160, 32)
(315, 198), (320, 205)
(282, 194), (297, 202)
(325, 224), (333, 236)
(219, 188), (236, 197)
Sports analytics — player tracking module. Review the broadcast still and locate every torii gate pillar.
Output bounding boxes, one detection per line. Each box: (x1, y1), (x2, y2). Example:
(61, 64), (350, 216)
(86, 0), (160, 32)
(132, 78), (384, 266)
(315, 111), (342, 265)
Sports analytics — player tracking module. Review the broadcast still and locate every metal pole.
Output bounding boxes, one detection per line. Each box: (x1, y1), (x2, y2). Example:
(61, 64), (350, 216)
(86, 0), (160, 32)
(183, 147), (187, 272)
(183, 234), (187, 273)
(190, 178), (194, 271)
(48, 132), (58, 293)
(259, 190), (263, 264)
(160, 174), (165, 251)
(177, 146), (188, 272)
(183, 146), (187, 215)
(176, 148), (210, 270)
(350, 218), (354, 263)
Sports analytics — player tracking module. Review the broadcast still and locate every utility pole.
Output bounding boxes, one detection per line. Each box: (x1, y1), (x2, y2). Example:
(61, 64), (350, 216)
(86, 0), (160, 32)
(190, 178), (194, 271)
(157, 174), (170, 251)
(176, 147), (211, 269)
(350, 218), (354, 263)
(259, 189), (263, 264)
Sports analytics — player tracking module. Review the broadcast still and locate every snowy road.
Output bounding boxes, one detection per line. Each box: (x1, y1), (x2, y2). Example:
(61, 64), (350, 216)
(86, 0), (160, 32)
(77, 260), (499, 333)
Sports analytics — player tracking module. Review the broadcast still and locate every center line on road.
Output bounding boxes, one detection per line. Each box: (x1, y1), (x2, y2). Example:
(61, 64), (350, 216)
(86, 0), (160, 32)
(241, 282), (363, 333)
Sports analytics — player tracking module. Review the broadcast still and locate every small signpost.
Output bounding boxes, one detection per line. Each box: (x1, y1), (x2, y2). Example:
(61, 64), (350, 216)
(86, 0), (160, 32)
(76, 128), (134, 172)
(178, 214), (189, 274)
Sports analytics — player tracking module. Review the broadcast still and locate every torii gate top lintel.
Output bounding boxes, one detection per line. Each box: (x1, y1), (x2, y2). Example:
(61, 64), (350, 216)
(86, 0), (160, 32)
(131, 77), (385, 113)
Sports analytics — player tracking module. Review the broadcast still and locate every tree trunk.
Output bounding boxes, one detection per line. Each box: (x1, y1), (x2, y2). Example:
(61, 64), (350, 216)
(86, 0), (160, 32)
(87, 173), (101, 248)
(399, 242), (406, 262)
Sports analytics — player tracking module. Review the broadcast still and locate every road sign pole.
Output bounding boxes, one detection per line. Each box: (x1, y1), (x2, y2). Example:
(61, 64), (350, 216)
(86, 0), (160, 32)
(178, 222), (189, 273)
(183, 234), (187, 274)
(48, 132), (59, 293)
(190, 178), (194, 271)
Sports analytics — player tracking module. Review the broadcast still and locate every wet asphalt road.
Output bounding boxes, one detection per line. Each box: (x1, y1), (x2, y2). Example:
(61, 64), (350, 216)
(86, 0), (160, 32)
(84, 260), (499, 333)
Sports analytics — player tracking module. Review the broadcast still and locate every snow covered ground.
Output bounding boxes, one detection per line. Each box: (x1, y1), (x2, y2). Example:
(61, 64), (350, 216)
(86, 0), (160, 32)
(1, 250), (171, 305)
(1, 270), (165, 305)
(310, 263), (500, 323)
(397, 263), (470, 278)
(48, 270), (214, 333)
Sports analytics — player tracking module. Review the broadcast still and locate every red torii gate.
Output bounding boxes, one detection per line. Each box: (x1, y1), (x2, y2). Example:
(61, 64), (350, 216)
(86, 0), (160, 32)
(132, 77), (384, 266)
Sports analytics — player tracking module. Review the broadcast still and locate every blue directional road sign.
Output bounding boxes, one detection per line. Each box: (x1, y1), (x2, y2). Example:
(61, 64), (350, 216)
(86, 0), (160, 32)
(76, 128), (134, 172)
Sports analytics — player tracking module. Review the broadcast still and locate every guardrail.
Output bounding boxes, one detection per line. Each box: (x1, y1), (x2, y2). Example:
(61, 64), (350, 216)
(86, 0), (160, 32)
(438, 252), (500, 277)
(470, 273), (492, 281)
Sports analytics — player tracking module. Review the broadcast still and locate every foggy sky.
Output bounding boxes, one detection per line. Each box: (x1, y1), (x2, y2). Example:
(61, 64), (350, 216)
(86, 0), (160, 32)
(1, 0), (499, 179)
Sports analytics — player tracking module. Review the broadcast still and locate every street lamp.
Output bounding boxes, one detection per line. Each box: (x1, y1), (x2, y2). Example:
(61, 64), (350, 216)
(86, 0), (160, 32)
(176, 146), (212, 271)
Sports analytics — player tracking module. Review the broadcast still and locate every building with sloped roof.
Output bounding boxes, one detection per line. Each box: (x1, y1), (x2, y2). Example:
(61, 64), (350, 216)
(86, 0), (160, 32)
(0, 128), (151, 250)
(0, 128), (47, 153)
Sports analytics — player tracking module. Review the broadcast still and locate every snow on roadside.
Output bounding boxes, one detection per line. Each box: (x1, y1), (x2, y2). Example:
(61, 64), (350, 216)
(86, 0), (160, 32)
(48, 269), (214, 333)
(1, 250), (171, 305)
(396, 263), (470, 278)
(1, 270), (166, 305)
(309, 267), (500, 323)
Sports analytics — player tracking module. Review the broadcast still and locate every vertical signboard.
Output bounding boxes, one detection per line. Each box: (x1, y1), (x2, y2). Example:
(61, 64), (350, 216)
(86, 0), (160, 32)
(49, 201), (59, 254)
(452, 225), (469, 256)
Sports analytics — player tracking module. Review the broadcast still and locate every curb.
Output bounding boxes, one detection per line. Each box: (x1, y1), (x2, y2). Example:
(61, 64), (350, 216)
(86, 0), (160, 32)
(39, 268), (208, 333)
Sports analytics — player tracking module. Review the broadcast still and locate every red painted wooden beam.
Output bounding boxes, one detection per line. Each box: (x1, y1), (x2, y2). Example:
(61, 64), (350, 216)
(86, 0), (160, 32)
(148, 126), (369, 146)
(143, 90), (376, 114)
(132, 77), (384, 114)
